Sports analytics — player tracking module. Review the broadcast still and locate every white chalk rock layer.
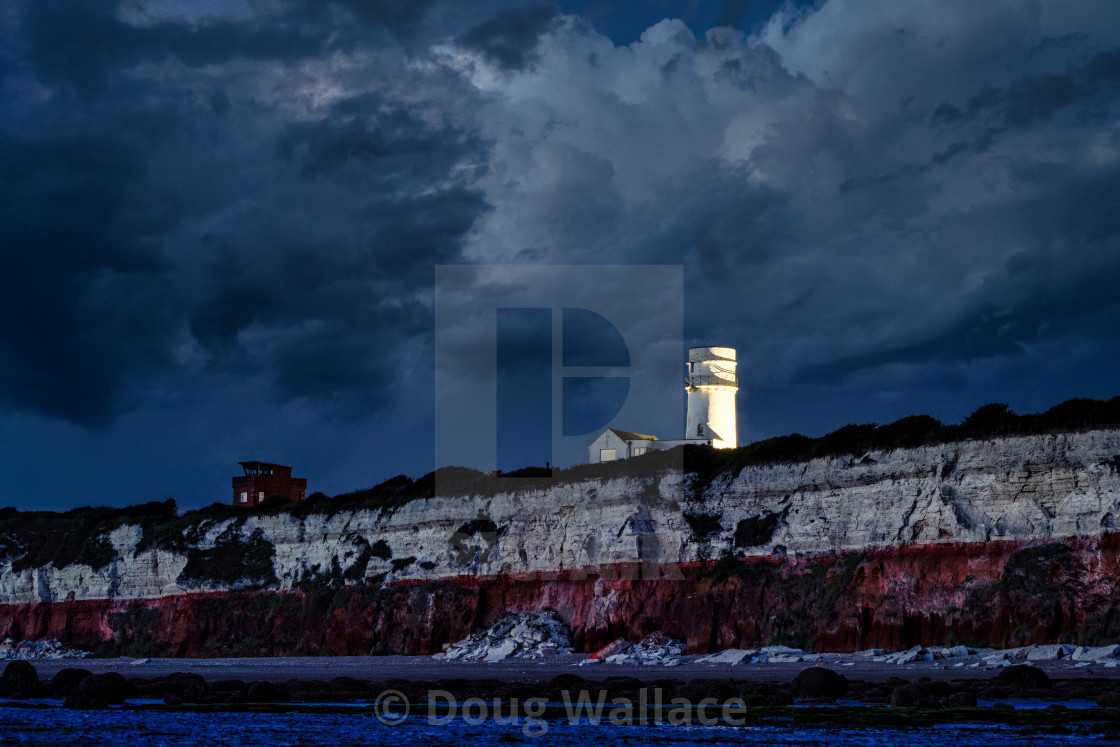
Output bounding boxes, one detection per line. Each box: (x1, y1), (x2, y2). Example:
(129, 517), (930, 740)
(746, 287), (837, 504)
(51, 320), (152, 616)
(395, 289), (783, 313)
(2, 429), (1119, 604)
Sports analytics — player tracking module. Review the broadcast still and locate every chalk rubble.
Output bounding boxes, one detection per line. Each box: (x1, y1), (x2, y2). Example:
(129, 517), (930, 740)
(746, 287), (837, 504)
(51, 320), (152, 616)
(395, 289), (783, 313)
(435, 611), (573, 663)
(698, 644), (988, 667)
(602, 632), (686, 666)
(0, 638), (88, 661)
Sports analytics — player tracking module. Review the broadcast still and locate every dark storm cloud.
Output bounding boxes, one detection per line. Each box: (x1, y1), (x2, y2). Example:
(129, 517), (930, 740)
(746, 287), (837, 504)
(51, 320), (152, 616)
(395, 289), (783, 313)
(185, 96), (489, 413)
(459, 1), (559, 70)
(277, 95), (483, 189)
(4, 0), (1120, 509)
(778, 130), (1120, 404)
(1001, 73), (1082, 126)
(16, 0), (455, 94)
(331, 0), (438, 33)
(0, 104), (180, 425)
(798, 250), (1120, 389)
(461, 4), (1120, 436)
(1085, 47), (1120, 83)
(21, 0), (317, 90)
(932, 46), (1120, 130)
(0, 0), (492, 427)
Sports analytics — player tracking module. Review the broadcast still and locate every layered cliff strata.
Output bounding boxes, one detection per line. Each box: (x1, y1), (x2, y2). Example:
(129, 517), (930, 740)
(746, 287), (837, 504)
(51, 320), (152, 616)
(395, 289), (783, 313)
(2, 535), (1118, 656)
(1, 428), (1119, 654)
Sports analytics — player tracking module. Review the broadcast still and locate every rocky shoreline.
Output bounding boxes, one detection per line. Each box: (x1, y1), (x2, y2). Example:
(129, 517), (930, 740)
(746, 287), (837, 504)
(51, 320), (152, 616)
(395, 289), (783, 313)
(5, 657), (1120, 728)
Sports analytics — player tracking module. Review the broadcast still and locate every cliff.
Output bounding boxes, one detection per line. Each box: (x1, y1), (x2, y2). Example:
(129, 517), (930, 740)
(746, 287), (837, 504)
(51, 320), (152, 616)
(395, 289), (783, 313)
(2, 426), (1120, 655)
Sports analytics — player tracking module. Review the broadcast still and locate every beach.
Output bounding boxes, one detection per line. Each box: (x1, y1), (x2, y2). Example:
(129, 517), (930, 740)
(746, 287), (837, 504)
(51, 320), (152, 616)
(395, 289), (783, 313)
(26, 651), (1120, 684)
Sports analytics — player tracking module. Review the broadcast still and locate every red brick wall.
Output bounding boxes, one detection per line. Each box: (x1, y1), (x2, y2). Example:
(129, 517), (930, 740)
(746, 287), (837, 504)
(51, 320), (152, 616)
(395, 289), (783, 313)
(232, 475), (307, 506)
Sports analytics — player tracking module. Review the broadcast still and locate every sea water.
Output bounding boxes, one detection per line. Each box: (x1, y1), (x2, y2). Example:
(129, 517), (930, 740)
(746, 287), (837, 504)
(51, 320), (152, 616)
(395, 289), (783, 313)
(1, 708), (1117, 746)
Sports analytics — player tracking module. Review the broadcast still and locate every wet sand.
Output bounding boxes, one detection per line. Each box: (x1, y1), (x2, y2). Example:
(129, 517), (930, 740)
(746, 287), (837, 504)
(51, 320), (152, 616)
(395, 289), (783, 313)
(27, 653), (1120, 683)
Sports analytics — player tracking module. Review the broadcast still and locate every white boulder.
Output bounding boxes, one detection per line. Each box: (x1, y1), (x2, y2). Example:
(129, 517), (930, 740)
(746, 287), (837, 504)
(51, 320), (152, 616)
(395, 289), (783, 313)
(1071, 644), (1120, 662)
(697, 648), (756, 666)
(1027, 644), (1076, 661)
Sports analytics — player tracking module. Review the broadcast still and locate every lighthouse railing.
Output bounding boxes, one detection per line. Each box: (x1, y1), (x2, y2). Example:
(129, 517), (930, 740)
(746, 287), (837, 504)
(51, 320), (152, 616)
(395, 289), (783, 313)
(685, 374), (737, 388)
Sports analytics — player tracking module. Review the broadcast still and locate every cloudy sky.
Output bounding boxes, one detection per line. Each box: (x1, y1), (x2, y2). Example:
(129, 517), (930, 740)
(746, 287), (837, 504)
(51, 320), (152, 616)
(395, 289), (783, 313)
(2, 0), (1119, 510)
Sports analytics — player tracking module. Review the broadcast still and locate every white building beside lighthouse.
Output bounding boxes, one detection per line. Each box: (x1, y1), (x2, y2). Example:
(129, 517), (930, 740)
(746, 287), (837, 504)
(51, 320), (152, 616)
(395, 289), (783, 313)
(587, 345), (739, 463)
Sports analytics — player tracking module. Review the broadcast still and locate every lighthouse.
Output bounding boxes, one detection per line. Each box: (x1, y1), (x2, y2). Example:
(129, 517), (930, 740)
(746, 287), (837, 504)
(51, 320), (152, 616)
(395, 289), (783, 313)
(685, 346), (738, 448)
(587, 344), (740, 462)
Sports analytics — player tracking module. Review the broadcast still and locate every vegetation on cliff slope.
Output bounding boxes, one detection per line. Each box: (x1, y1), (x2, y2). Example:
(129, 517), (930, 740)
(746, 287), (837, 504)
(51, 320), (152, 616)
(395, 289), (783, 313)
(705, 550), (868, 651)
(734, 511), (784, 548)
(0, 500), (177, 572)
(177, 526), (278, 590)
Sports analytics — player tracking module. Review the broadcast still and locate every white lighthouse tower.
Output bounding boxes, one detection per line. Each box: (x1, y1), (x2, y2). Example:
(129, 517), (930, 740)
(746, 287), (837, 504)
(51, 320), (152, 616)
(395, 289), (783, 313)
(685, 346), (738, 448)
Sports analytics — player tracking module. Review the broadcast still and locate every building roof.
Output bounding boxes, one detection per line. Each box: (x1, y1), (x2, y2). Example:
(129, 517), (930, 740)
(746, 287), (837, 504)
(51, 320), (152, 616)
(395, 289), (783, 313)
(607, 428), (659, 442)
(238, 461), (289, 470)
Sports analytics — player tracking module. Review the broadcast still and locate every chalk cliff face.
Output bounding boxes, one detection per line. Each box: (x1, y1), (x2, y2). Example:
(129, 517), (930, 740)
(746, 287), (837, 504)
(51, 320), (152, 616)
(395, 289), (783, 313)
(711, 428), (1120, 551)
(1, 428), (1119, 654)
